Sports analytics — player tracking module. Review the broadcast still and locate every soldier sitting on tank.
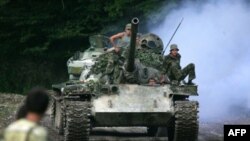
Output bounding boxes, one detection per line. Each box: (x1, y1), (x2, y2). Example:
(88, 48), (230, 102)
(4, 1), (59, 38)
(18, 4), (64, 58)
(104, 44), (125, 84)
(162, 44), (196, 85)
(106, 23), (132, 53)
(104, 24), (131, 84)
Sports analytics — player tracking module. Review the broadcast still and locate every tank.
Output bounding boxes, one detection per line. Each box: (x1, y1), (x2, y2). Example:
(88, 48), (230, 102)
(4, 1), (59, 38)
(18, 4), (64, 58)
(50, 17), (199, 141)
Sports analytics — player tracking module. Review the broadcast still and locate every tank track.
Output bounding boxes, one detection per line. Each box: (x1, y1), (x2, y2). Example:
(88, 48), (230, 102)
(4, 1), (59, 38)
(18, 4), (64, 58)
(64, 100), (91, 141)
(58, 101), (65, 135)
(168, 101), (199, 141)
(50, 96), (65, 135)
(48, 90), (57, 126)
(50, 97), (55, 124)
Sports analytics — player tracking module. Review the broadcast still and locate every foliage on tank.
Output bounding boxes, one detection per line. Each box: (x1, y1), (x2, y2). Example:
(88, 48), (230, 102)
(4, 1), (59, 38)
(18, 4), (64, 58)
(89, 47), (162, 75)
(136, 49), (162, 69)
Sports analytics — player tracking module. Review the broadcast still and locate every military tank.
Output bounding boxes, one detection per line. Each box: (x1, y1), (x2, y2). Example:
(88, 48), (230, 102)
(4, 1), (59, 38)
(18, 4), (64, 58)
(50, 17), (199, 141)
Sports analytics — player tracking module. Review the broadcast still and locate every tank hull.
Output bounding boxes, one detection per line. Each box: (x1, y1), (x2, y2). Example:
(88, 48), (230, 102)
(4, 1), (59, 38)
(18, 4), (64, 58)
(93, 112), (173, 126)
(92, 84), (174, 126)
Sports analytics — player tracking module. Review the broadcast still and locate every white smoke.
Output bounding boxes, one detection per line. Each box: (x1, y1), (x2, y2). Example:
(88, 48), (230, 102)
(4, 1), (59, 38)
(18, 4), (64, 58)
(149, 0), (250, 121)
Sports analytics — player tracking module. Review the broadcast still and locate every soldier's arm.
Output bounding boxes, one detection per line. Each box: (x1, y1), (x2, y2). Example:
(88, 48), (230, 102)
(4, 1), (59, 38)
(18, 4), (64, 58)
(178, 54), (182, 69)
(110, 32), (125, 47)
(160, 57), (172, 84)
(162, 56), (172, 73)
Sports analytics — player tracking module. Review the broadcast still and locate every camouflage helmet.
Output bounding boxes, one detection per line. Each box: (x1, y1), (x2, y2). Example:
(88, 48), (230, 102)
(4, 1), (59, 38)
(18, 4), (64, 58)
(125, 23), (131, 30)
(170, 44), (179, 51)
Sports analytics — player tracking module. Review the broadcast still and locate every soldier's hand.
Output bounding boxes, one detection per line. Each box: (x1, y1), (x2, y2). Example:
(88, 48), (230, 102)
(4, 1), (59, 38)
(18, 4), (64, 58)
(114, 47), (121, 53)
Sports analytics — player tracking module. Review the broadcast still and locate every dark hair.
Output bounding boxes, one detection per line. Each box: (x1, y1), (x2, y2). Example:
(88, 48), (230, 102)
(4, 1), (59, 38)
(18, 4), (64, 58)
(16, 104), (27, 120)
(25, 87), (49, 115)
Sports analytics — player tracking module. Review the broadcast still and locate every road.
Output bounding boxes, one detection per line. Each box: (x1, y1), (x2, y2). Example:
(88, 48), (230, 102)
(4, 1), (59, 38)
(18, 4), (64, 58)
(2, 94), (249, 141)
(42, 116), (224, 141)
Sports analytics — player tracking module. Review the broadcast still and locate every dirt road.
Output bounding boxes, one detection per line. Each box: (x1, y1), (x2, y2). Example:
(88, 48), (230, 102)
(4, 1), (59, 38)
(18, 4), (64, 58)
(42, 115), (224, 141)
(1, 94), (249, 141)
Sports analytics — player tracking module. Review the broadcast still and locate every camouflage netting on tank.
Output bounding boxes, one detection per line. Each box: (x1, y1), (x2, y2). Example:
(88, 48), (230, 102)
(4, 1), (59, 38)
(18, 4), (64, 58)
(90, 52), (112, 75)
(85, 80), (99, 92)
(136, 49), (162, 69)
(90, 48), (162, 75)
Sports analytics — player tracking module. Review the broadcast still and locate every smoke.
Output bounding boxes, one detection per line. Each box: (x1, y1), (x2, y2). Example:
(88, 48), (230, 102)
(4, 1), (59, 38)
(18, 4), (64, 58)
(149, 0), (250, 121)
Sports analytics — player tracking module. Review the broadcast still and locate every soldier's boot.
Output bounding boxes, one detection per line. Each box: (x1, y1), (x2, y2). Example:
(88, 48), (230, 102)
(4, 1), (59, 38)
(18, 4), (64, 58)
(181, 80), (194, 85)
(180, 80), (187, 85)
(187, 80), (195, 85)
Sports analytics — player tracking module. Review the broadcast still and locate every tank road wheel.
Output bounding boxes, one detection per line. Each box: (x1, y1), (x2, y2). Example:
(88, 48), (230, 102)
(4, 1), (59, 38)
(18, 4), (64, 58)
(64, 101), (91, 141)
(168, 101), (199, 141)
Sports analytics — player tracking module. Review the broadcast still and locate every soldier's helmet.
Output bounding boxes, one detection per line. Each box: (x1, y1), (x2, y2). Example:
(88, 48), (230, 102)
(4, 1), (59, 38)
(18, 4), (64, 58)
(170, 44), (179, 51)
(125, 23), (131, 30)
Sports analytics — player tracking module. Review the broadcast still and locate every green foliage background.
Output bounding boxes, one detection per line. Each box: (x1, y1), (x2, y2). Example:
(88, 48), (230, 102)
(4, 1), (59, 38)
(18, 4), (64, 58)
(0, 0), (179, 94)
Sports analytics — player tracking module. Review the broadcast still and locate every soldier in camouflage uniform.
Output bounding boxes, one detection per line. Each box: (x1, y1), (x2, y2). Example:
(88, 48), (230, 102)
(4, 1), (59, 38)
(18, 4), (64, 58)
(4, 88), (49, 141)
(105, 48), (125, 84)
(162, 44), (196, 85)
(105, 23), (133, 84)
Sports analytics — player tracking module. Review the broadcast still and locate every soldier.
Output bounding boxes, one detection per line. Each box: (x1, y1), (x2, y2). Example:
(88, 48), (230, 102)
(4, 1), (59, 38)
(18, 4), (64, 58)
(4, 87), (49, 141)
(104, 23), (132, 83)
(162, 44), (196, 85)
(15, 104), (27, 120)
(105, 49), (124, 84)
(110, 23), (131, 48)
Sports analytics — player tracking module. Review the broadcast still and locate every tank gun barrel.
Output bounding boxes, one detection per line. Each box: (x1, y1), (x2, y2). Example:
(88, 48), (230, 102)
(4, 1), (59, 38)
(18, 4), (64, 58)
(126, 17), (139, 72)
